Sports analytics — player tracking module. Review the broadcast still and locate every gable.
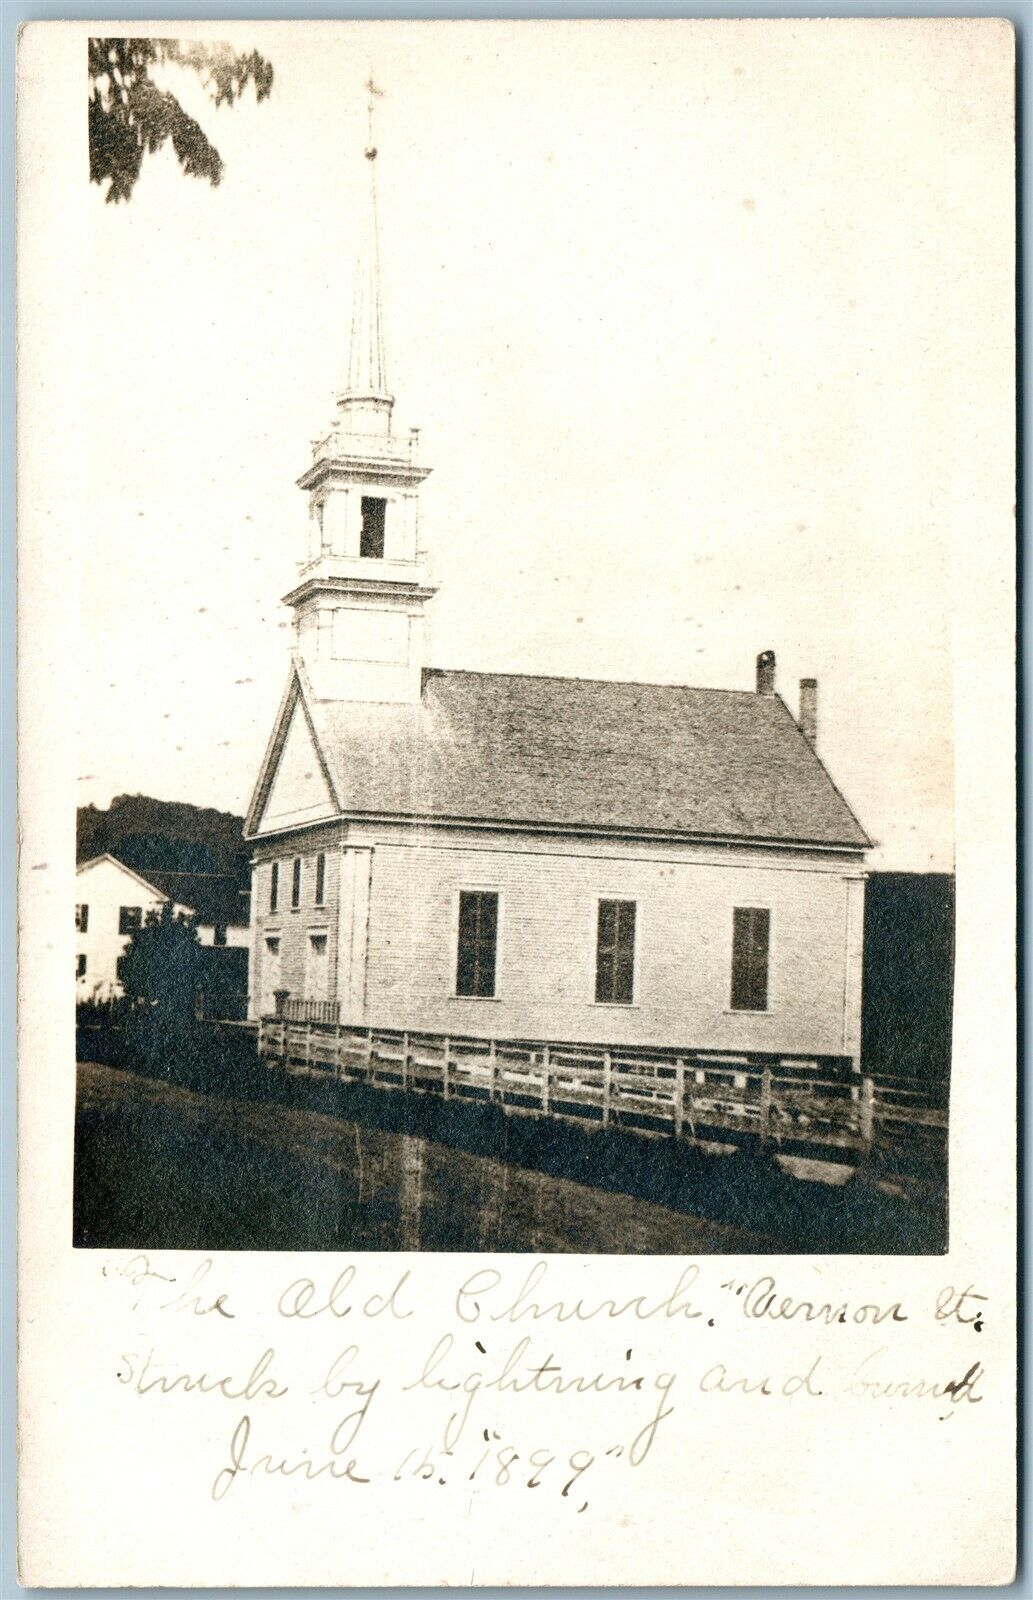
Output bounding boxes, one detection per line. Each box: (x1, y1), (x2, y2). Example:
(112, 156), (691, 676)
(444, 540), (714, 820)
(76, 854), (167, 902)
(255, 696), (338, 835)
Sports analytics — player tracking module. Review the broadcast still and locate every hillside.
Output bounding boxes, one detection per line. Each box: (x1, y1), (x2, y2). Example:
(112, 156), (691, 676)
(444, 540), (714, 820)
(77, 795), (249, 890)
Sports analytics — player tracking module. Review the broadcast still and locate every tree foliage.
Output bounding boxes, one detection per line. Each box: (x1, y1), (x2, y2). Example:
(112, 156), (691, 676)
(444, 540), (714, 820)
(119, 901), (202, 1017)
(89, 37), (273, 204)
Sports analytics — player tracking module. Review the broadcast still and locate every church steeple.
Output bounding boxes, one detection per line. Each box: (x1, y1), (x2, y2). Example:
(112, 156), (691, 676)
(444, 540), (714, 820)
(338, 77), (392, 432)
(284, 77), (436, 705)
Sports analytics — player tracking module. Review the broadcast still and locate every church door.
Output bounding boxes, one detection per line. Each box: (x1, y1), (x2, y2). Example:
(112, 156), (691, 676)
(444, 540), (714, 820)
(306, 932), (329, 1001)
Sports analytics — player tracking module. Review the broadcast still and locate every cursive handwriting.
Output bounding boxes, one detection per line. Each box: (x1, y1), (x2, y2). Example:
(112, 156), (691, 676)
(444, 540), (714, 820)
(212, 1414), (370, 1501)
(456, 1261), (706, 1326)
(277, 1266), (413, 1321)
(722, 1275), (907, 1326)
(117, 1346), (286, 1400)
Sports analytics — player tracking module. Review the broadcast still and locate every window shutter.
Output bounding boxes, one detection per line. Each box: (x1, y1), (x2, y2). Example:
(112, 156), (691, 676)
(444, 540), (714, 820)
(731, 907), (770, 1011)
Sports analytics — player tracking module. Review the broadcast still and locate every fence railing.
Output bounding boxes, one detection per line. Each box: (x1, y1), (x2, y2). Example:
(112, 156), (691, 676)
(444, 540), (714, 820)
(258, 1015), (947, 1164)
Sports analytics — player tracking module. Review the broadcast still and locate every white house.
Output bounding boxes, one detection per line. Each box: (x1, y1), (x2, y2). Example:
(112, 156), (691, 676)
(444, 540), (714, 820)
(243, 115), (870, 1068)
(75, 854), (249, 1001)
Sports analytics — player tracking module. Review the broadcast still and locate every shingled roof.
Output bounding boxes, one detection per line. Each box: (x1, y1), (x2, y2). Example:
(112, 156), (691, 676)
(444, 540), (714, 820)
(254, 666), (868, 850)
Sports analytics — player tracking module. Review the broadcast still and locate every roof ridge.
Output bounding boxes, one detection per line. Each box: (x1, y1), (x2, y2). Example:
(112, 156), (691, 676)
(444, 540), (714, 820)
(422, 666), (761, 697)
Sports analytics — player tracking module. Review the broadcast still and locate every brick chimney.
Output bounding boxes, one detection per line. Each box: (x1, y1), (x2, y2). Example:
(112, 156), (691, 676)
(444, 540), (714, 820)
(798, 678), (818, 745)
(755, 649), (776, 696)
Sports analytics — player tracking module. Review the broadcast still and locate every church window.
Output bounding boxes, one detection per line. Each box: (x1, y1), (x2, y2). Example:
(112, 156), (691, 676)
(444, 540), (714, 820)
(314, 853), (326, 906)
(456, 890), (498, 998)
(119, 906), (143, 935)
(595, 899), (636, 1005)
(75, 903), (89, 932)
(360, 496), (387, 558)
(291, 857), (302, 909)
(269, 862), (279, 913)
(730, 907), (771, 1012)
(76, 954), (87, 979)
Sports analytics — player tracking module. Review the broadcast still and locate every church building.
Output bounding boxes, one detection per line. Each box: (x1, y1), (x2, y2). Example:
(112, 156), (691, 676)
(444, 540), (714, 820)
(244, 108), (870, 1069)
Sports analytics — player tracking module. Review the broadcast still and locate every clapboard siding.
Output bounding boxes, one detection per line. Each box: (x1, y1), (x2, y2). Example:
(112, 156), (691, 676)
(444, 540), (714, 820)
(248, 823), (864, 1060)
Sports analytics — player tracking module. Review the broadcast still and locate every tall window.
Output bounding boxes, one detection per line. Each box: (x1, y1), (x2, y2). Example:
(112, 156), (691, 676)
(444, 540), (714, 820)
(291, 857), (302, 909)
(314, 852), (326, 907)
(118, 906), (142, 935)
(360, 495), (386, 559)
(269, 861), (279, 913)
(456, 891), (498, 998)
(731, 907), (771, 1012)
(75, 904), (89, 932)
(595, 899), (636, 1004)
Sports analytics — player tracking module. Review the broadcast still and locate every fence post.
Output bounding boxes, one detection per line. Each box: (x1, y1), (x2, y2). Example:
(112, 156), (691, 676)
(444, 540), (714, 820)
(674, 1058), (684, 1140)
(489, 1036), (498, 1105)
(542, 1045), (551, 1116)
(335, 1017), (343, 1081)
(860, 1077), (875, 1149)
(365, 1027), (373, 1076)
(443, 1036), (451, 1100)
(402, 1030), (410, 1091)
(602, 1050), (612, 1128)
(760, 1065), (772, 1147)
(306, 1019), (313, 1071)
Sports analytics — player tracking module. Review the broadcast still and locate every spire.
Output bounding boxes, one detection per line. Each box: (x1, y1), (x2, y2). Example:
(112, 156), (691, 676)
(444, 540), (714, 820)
(338, 76), (393, 431)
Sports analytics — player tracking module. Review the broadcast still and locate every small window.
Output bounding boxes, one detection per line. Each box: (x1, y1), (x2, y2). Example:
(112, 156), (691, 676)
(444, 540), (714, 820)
(291, 857), (302, 909)
(731, 907), (771, 1012)
(265, 935), (280, 955)
(596, 899), (636, 1004)
(119, 906), (143, 936)
(270, 861), (279, 913)
(456, 890), (498, 998)
(76, 954), (87, 979)
(75, 903), (89, 933)
(213, 924), (227, 947)
(360, 495), (386, 559)
(314, 852), (326, 907)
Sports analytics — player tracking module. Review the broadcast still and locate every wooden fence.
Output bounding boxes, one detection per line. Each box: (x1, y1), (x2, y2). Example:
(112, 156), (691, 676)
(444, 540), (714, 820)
(259, 1005), (947, 1165)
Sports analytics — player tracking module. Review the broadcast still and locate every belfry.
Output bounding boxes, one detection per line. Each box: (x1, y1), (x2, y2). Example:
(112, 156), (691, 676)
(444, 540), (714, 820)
(284, 79), (435, 704)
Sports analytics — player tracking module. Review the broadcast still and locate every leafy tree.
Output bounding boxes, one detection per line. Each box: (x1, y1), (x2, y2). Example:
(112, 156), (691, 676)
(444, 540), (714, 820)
(119, 901), (202, 1019)
(89, 37), (273, 204)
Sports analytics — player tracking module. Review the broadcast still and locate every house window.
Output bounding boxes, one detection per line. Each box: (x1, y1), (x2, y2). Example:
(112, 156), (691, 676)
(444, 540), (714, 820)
(595, 899), (636, 1005)
(360, 495), (386, 559)
(456, 890), (498, 998)
(76, 954), (87, 979)
(291, 857), (302, 909)
(213, 924), (227, 947)
(314, 852), (326, 907)
(270, 861), (279, 913)
(731, 907), (771, 1012)
(118, 906), (143, 935)
(75, 903), (89, 932)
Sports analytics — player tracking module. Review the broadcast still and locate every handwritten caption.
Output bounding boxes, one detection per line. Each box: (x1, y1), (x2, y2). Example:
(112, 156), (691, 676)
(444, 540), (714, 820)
(104, 1257), (987, 1513)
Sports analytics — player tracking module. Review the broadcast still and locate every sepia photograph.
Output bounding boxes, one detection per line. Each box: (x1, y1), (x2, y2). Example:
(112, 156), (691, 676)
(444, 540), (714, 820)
(17, 18), (1016, 1589)
(70, 24), (961, 1258)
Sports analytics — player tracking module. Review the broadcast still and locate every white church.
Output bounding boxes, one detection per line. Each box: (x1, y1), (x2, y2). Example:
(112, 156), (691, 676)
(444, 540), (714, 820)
(244, 105), (870, 1069)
